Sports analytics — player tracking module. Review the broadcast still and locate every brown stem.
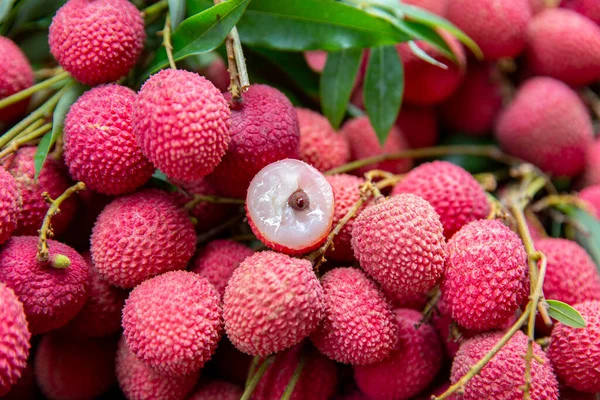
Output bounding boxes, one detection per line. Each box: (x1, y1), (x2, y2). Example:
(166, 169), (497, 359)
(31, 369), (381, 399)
(163, 14), (177, 70)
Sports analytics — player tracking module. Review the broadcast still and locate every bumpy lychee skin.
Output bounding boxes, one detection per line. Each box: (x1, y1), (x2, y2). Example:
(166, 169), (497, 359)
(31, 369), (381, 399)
(446, 0), (532, 59)
(310, 268), (398, 365)
(223, 251), (325, 356)
(392, 161), (490, 238)
(188, 380), (243, 400)
(91, 189), (196, 289)
(452, 331), (559, 399)
(0, 236), (88, 334)
(354, 309), (443, 400)
(209, 84), (300, 198)
(246, 159), (334, 255)
(63, 84), (154, 195)
(190, 239), (253, 297)
(579, 184), (600, 218)
(352, 194), (446, 296)
(116, 336), (199, 400)
(134, 69), (231, 182)
(562, 0), (600, 24)
(0, 168), (20, 245)
(443, 219), (529, 331)
(526, 9), (600, 87)
(4, 146), (77, 236)
(495, 77), (593, 177)
(396, 105), (439, 149)
(0, 283), (30, 397)
(0, 36), (34, 122)
(296, 108), (351, 172)
(49, 0), (144, 85)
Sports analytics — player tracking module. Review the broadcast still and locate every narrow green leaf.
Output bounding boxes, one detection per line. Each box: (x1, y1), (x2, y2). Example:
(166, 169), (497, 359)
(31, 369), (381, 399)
(546, 300), (587, 329)
(186, 0), (213, 16)
(408, 40), (447, 69)
(0, 0), (15, 24)
(320, 48), (362, 129)
(393, 18), (455, 62)
(151, 170), (179, 192)
(168, 0), (186, 29)
(556, 204), (600, 271)
(364, 45), (403, 145)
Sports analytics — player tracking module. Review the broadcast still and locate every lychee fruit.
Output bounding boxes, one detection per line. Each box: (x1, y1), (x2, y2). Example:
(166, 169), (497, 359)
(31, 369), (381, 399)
(305, 50), (328, 72)
(134, 69), (231, 182)
(529, 0), (546, 14)
(188, 380), (243, 400)
(0, 167), (21, 245)
(442, 219), (529, 331)
(354, 309), (443, 400)
(61, 189), (112, 252)
(206, 337), (252, 386)
(396, 105), (439, 149)
(223, 251), (325, 356)
(402, 0), (448, 15)
(446, 0), (532, 59)
(383, 288), (429, 310)
(0, 36), (34, 122)
(296, 108), (351, 172)
(0, 236), (88, 334)
(579, 184), (600, 218)
(310, 267), (398, 365)
(391, 161), (490, 238)
(431, 297), (462, 358)
(352, 194), (446, 296)
(48, 0), (145, 85)
(452, 331), (559, 399)
(116, 336), (199, 400)
(562, 0), (600, 24)
(198, 56), (230, 93)
(495, 77), (593, 177)
(190, 239), (253, 297)
(0, 282), (30, 397)
(63, 84), (154, 195)
(526, 9), (600, 87)
(580, 138), (600, 188)
(246, 159), (334, 255)
(209, 84), (300, 198)
(91, 189), (196, 289)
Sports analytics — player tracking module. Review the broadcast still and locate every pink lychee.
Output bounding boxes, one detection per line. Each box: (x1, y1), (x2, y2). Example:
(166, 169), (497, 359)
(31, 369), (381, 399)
(579, 184), (600, 218)
(581, 138), (600, 188)
(396, 105), (439, 149)
(188, 380), (243, 400)
(199, 56), (230, 93)
(561, 0), (600, 24)
(0, 167), (21, 245)
(0, 36), (33, 122)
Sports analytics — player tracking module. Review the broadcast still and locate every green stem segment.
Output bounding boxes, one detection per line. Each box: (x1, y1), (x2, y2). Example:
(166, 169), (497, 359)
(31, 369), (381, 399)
(280, 354), (306, 400)
(0, 71), (70, 111)
(143, 0), (168, 24)
(240, 356), (275, 400)
(0, 122), (51, 159)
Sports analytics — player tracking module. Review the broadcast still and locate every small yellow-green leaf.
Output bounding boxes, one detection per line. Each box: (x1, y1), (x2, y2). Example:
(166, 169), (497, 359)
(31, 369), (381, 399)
(547, 300), (587, 329)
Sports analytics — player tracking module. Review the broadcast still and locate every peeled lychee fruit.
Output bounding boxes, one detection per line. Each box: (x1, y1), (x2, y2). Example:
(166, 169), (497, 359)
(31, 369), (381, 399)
(63, 84), (154, 195)
(354, 309), (443, 400)
(209, 84), (300, 198)
(310, 267), (398, 365)
(223, 251), (325, 356)
(562, 0), (600, 24)
(495, 77), (593, 177)
(392, 161), (490, 238)
(443, 219), (529, 331)
(526, 9), (600, 87)
(396, 105), (439, 149)
(0, 236), (88, 334)
(0, 36), (34, 122)
(352, 194), (446, 296)
(188, 380), (243, 400)
(0, 167), (20, 245)
(403, 0), (448, 15)
(579, 184), (600, 218)
(91, 189), (196, 289)
(190, 239), (253, 297)
(452, 331), (559, 399)
(446, 0), (532, 59)
(134, 69), (231, 182)
(0, 282), (30, 397)
(296, 108), (351, 172)
(246, 159), (334, 255)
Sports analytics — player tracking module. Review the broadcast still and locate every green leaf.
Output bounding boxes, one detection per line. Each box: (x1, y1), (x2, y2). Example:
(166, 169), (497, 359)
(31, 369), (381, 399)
(393, 18), (455, 62)
(557, 205), (600, 271)
(168, 0), (186, 29)
(186, 0), (213, 16)
(408, 40), (447, 69)
(438, 135), (502, 174)
(320, 48), (362, 129)
(147, 0), (250, 75)
(546, 300), (587, 329)
(151, 170), (179, 192)
(236, 0), (410, 51)
(363, 45), (403, 145)
(0, 0), (15, 24)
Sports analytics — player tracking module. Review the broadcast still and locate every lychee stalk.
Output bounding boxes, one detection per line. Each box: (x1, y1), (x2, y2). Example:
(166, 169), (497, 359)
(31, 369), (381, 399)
(162, 14), (177, 70)
(240, 355), (275, 400)
(0, 122), (51, 160)
(142, 0), (168, 25)
(280, 353), (306, 400)
(183, 194), (245, 209)
(0, 71), (70, 111)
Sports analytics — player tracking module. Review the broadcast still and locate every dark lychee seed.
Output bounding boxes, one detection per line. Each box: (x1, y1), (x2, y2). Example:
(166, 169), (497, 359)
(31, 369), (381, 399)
(288, 189), (310, 211)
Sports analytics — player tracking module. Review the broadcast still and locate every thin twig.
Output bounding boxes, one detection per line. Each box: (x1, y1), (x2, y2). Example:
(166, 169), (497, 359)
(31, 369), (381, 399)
(531, 194), (592, 214)
(163, 14), (177, 70)
(280, 353), (306, 400)
(142, 0), (168, 25)
(0, 71), (70, 110)
(34, 67), (65, 80)
(240, 355), (275, 400)
(0, 122), (51, 160)
(184, 193), (245, 209)
(245, 356), (261, 388)
(195, 213), (245, 245)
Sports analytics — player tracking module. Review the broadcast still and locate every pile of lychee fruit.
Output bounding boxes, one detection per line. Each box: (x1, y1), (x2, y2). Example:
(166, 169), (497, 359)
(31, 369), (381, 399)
(0, 0), (600, 399)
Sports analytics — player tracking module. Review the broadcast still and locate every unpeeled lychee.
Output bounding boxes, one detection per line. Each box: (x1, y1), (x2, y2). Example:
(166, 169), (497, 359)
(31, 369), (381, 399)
(581, 138), (600, 187)
(0, 167), (20, 245)
(579, 184), (600, 218)
(198, 56), (230, 93)
(0, 36), (34, 122)
(562, 0), (600, 24)
(396, 105), (439, 149)
(188, 380), (243, 400)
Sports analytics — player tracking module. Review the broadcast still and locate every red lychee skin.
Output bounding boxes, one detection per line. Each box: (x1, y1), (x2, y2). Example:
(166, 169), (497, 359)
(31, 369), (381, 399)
(452, 331), (559, 399)
(529, 0), (546, 14)
(310, 268), (398, 365)
(0, 283), (30, 397)
(442, 219), (529, 331)
(190, 239), (253, 297)
(446, 0), (532, 60)
(383, 287), (428, 310)
(304, 50), (328, 72)
(134, 69), (231, 182)
(0, 36), (33, 122)
(526, 9), (600, 87)
(340, 116), (412, 176)
(562, 0), (600, 24)
(495, 77), (593, 177)
(579, 184), (600, 218)
(48, 0), (144, 86)
(581, 139), (600, 188)
(402, 0), (448, 15)
(392, 161), (490, 238)
(35, 335), (117, 400)
(431, 297), (461, 358)
(209, 84), (300, 198)
(63, 84), (154, 195)
(61, 189), (113, 252)
(0, 167), (21, 245)
(207, 337), (252, 386)
(90, 189), (196, 289)
(440, 63), (503, 136)
(188, 380), (243, 400)
(354, 309), (443, 400)
(296, 108), (351, 172)
(223, 251), (325, 356)
(395, 105), (439, 149)
(0, 236), (88, 334)
(4, 146), (77, 236)
(199, 56), (230, 93)
(396, 30), (466, 105)
(115, 336), (199, 400)
(352, 194), (446, 296)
